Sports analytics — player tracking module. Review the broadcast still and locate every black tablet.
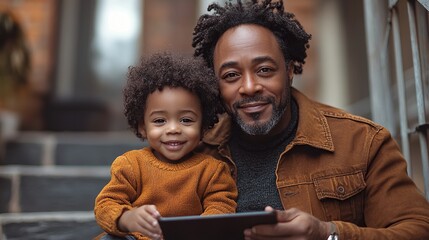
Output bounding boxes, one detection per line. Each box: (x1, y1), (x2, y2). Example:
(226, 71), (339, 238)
(159, 211), (277, 240)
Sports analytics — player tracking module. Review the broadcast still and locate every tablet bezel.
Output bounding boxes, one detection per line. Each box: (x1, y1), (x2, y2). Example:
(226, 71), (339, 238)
(159, 211), (277, 240)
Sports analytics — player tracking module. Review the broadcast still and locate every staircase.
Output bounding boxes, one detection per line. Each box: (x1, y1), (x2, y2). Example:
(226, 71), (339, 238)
(0, 131), (145, 240)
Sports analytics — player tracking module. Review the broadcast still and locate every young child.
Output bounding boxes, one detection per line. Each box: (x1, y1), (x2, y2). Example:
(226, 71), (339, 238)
(94, 53), (237, 240)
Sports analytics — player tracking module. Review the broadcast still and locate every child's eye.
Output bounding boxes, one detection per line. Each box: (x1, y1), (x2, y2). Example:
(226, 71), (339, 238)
(153, 119), (166, 125)
(180, 118), (194, 125)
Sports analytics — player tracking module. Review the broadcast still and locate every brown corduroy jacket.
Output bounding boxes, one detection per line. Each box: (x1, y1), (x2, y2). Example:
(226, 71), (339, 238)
(197, 87), (429, 240)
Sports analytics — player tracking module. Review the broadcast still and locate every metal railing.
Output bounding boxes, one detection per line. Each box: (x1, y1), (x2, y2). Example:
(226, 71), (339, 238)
(364, 0), (429, 200)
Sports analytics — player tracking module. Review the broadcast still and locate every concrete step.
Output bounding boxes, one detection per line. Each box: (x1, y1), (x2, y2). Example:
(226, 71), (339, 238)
(0, 211), (102, 240)
(0, 165), (110, 213)
(2, 131), (145, 166)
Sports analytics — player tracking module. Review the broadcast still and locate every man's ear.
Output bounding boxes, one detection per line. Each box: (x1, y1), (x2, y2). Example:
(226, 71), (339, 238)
(138, 122), (147, 138)
(287, 61), (295, 85)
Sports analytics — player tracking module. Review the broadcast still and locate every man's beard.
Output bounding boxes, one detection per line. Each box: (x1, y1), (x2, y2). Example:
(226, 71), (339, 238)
(229, 94), (289, 135)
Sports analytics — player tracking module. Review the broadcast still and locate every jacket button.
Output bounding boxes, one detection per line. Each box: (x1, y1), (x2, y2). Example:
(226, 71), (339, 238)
(337, 185), (345, 194)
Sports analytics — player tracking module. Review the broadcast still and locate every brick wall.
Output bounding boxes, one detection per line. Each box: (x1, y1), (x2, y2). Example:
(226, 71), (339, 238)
(0, 0), (319, 131)
(284, 0), (319, 99)
(0, 0), (58, 130)
(142, 0), (198, 55)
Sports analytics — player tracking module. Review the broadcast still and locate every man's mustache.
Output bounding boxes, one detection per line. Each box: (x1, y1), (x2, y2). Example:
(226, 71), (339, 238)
(233, 96), (274, 109)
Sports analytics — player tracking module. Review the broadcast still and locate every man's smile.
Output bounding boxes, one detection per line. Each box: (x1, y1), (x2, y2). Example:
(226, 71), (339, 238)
(238, 102), (270, 114)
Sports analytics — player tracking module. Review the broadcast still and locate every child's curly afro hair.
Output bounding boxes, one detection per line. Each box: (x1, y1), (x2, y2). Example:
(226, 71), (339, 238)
(123, 52), (223, 140)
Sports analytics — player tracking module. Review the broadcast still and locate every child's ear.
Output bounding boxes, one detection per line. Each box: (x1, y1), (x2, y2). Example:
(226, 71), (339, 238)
(138, 122), (147, 138)
(200, 127), (206, 140)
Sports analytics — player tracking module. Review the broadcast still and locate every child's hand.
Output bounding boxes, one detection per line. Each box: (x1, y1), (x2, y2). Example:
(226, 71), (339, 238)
(118, 204), (162, 239)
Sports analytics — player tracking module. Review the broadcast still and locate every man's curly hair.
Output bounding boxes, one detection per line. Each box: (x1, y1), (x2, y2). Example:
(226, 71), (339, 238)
(124, 52), (222, 140)
(192, 0), (311, 74)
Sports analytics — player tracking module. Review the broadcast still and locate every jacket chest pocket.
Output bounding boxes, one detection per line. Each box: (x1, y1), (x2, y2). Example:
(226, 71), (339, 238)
(313, 171), (366, 224)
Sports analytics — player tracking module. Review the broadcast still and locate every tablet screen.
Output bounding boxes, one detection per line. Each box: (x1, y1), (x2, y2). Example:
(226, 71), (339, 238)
(159, 211), (277, 240)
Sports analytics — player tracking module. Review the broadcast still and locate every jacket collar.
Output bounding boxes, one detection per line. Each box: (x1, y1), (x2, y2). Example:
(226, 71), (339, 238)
(202, 87), (334, 152)
(291, 88), (334, 152)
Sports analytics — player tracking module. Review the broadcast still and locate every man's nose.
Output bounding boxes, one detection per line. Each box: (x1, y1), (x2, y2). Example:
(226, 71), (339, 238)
(239, 73), (262, 95)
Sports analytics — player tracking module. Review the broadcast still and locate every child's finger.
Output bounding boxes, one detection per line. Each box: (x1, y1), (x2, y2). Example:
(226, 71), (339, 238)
(142, 205), (161, 218)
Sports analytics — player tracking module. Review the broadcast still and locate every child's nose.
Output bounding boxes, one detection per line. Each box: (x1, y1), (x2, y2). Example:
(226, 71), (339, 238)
(166, 122), (181, 134)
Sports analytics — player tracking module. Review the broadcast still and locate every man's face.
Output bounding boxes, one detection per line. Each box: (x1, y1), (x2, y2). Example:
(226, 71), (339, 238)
(213, 24), (293, 136)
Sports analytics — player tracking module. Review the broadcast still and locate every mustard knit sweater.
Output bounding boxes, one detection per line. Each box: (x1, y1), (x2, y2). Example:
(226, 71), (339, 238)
(94, 147), (237, 239)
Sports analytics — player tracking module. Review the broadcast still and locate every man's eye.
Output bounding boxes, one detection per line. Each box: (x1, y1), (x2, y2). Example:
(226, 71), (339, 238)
(258, 67), (273, 73)
(222, 72), (240, 82)
(225, 72), (237, 78)
(257, 67), (276, 77)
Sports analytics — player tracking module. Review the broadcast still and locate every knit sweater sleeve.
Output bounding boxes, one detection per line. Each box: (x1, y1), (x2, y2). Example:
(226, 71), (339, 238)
(94, 154), (139, 236)
(201, 160), (238, 215)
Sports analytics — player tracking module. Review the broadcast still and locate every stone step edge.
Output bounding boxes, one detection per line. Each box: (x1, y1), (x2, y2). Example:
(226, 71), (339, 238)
(6, 131), (140, 145)
(0, 165), (110, 177)
(0, 211), (97, 238)
(0, 211), (95, 224)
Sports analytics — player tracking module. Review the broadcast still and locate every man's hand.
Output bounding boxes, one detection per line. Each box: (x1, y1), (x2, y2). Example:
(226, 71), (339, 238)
(244, 206), (331, 240)
(118, 204), (162, 239)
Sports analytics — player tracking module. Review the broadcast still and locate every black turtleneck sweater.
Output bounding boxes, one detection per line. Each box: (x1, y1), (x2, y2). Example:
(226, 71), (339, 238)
(229, 99), (298, 212)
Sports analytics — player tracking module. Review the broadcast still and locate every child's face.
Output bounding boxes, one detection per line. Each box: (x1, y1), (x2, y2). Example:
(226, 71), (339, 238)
(139, 87), (203, 162)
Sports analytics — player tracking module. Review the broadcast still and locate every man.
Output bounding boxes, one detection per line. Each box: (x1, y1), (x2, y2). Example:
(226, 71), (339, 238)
(193, 0), (429, 239)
